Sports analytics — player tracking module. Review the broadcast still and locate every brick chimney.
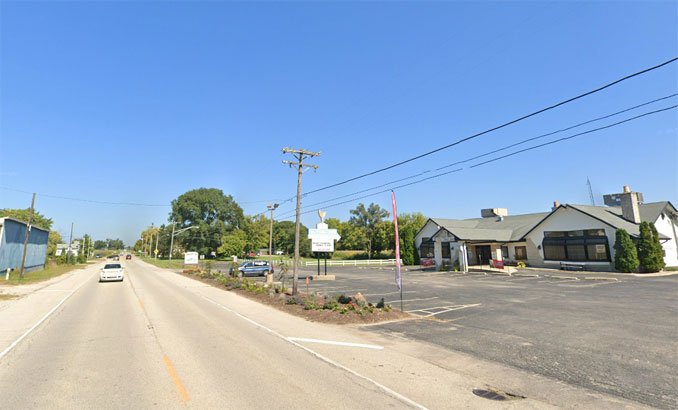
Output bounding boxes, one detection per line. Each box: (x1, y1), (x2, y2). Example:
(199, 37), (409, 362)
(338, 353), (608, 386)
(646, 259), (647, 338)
(603, 186), (644, 224)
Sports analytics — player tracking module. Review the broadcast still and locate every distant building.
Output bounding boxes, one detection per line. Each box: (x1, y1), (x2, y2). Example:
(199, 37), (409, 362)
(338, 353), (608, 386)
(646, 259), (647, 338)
(415, 186), (678, 271)
(0, 217), (50, 272)
(56, 241), (80, 257)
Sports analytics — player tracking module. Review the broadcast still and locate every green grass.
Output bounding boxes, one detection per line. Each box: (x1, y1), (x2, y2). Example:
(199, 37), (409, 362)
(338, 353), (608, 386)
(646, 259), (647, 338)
(5, 263), (87, 285)
(664, 266), (678, 271)
(138, 255), (185, 269)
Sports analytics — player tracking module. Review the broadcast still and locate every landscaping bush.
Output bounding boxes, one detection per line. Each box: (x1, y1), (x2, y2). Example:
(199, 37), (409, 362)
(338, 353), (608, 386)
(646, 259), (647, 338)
(637, 222), (665, 273)
(303, 297), (318, 310)
(614, 229), (639, 273)
(285, 297), (298, 305)
(337, 294), (352, 304)
(323, 298), (339, 310)
(376, 298), (385, 309)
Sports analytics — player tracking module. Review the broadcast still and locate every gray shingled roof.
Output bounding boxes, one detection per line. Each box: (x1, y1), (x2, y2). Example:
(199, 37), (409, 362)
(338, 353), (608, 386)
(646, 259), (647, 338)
(428, 201), (673, 242)
(430, 212), (550, 242)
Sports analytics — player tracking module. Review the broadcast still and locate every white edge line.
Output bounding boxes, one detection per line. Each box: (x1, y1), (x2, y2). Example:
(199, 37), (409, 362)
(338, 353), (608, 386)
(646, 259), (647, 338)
(287, 337), (384, 350)
(0, 273), (92, 360)
(199, 294), (428, 410)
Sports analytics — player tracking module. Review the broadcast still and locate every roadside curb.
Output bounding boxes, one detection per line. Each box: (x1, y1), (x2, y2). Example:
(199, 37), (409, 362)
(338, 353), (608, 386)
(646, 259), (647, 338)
(583, 277), (619, 281)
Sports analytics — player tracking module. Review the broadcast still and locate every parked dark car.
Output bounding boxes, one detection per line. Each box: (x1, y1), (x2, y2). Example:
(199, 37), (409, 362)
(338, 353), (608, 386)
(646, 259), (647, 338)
(231, 260), (273, 277)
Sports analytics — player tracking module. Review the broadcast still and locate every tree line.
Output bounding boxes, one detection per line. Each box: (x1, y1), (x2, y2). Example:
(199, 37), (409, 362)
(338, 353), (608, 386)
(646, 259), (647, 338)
(136, 188), (427, 264)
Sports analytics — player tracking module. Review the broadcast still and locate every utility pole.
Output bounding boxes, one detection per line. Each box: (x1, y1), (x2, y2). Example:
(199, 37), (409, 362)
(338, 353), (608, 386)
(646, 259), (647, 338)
(154, 226), (160, 259)
(149, 222), (154, 257)
(67, 222), (74, 265)
(282, 147), (320, 295)
(168, 222), (176, 268)
(267, 203), (279, 284)
(18, 193), (36, 280)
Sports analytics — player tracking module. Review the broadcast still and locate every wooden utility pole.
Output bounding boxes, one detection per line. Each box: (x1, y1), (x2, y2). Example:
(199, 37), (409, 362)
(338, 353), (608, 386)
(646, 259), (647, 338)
(154, 226), (160, 259)
(168, 222), (176, 268)
(282, 147), (320, 295)
(67, 222), (74, 265)
(18, 193), (36, 279)
(267, 203), (279, 284)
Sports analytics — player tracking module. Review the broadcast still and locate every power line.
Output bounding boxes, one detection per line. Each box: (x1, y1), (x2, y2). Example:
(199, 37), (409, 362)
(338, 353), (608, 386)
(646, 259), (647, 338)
(0, 186), (170, 207)
(279, 103), (677, 220)
(276, 93), (677, 218)
(301, 57), (678, 196)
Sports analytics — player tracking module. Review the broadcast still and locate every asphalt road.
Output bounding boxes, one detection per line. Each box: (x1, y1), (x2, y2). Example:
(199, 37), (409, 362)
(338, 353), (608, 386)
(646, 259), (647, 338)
(0, 259), (666, 409)
(300, 267), (678, 409)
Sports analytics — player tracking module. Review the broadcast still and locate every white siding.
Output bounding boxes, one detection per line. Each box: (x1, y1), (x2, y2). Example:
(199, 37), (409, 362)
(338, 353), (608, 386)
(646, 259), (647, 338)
(414, 220), (441, 249)
(524, 207), (615, 270)
(653, 211), (678, 267)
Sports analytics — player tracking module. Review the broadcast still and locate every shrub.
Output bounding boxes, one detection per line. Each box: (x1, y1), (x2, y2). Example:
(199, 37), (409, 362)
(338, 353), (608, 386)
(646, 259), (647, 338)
(286, 297), (298, 305)
(203, 260), (213, 276)
(637, 222), (665, 273)
(303, 298), (318, 310)
(376, 298), (385, 309)
(323, 298), (339, 310)
(516, 261), (527, 268)
(337, 294), (352, 304)
(614, 229), (639, 273)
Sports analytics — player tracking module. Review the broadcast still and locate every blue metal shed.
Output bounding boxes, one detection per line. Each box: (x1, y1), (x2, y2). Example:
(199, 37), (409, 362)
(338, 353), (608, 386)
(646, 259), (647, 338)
(0, 217), (50, 272)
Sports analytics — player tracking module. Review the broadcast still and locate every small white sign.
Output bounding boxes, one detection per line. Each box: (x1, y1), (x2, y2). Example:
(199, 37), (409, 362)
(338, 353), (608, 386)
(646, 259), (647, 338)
(308, 226), (341, 253)
(184, 252), (199, 265)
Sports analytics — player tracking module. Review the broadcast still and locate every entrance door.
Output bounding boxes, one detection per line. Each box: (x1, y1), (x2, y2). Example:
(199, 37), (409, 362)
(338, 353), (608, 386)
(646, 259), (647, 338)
(476, 245), (491, 265)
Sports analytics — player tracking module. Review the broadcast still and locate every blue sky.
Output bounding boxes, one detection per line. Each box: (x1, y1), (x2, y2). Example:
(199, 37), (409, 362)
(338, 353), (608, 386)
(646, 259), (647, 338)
(1, 1), (676, 245)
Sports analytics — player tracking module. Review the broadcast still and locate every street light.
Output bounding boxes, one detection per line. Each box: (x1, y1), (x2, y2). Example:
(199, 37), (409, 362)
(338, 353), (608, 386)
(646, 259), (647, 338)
(168, 222), (199, 268)
(267, 203), (279, 284)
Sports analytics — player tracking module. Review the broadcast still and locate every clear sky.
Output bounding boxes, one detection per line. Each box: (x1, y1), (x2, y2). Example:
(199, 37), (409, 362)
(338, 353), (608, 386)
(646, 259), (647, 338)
(1, 1), (676, 245)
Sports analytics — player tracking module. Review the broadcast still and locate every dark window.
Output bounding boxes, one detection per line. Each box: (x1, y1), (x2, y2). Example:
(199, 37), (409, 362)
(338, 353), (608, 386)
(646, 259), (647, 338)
(441, 242), (451, 259)
(515, 246), (527, 260)
(542, 230), (610, 261)
(543, 244), (565, 260)
(501, 246), (509, 259)
(420, 239), (435, 258)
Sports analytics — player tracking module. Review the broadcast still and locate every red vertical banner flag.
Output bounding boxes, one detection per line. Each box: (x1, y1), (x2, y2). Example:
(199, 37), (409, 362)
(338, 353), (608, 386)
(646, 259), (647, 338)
(391, 190), (401, 290)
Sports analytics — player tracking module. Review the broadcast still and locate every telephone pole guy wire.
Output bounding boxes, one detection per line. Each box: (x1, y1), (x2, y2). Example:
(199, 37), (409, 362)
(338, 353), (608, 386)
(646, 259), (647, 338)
(282, 147), (321, 295)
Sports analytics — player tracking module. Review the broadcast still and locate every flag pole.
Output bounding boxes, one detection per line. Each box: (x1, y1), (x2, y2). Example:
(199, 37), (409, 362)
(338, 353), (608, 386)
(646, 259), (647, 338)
(391, 190), (403, 312)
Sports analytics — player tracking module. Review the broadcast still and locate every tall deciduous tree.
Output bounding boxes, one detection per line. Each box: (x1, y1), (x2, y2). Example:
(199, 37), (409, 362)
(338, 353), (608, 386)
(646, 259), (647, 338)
(0, 208), (53, 230)
(349, 203), (390, 258)
(637, 222), (665, 273)
(614, 229), (638, 273)
(169, 188), (244, 256)
(273, 221), (311, 256)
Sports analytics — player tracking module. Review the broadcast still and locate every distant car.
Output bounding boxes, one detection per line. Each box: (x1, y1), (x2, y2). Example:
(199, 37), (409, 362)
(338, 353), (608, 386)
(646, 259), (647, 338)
(231, 260), (273, 277)
(95, 254), (102, 258)
(126, 254), (132, 260)
(247, 252), (256, 257)
(274, 250), (284, 255)
(100, 263), (124, 282)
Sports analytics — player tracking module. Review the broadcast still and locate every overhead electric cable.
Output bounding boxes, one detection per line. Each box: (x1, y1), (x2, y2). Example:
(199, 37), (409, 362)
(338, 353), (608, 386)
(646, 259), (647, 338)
(0, 186), (170, 207)
(280, 103), (677, 220)
(301, 57), (678, 196)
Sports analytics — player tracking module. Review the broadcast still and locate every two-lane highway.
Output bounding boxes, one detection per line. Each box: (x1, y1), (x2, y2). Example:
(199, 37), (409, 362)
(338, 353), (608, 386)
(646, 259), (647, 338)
(0, 260), (410, 409)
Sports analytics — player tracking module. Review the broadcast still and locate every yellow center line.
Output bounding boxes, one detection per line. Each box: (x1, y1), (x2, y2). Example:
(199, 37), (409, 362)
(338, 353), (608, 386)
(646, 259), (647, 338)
(164, 355), (190, 402)
(138, 299), (144, 310)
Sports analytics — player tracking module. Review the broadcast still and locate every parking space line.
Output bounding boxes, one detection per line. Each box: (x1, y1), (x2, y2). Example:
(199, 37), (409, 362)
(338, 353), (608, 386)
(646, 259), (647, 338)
(385, 297), (438, 304)
(407, 303), (481, 318)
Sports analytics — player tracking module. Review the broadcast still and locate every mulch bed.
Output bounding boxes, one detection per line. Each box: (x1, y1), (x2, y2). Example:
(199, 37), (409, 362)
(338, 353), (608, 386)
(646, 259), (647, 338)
(178, 272), (414, 325)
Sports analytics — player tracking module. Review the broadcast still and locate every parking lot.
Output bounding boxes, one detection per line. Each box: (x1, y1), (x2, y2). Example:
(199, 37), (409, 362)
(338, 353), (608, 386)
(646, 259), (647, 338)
(293, 266), (677, 409)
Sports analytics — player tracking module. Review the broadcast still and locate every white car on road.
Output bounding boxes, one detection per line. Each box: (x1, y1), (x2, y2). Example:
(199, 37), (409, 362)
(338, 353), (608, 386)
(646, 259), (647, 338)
(100, 263), (124, 282)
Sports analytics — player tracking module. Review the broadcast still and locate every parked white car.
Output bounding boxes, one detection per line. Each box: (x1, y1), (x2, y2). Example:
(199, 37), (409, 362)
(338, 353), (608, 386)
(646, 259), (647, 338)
(100, 263), (124, 282)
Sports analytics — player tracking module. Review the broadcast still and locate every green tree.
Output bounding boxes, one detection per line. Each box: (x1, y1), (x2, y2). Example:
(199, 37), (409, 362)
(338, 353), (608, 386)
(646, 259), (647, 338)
(273, 221), (311, 257)
(133, 239), (143, 252)
(93, 240), (107, 250)
(373, 220), (395, 256)
(0, 208), (53, 230)
(218, 230), (247, 257)
(325, 218), (341, 229)
(47, 231), (63, 258)
(337, 221), (367, 250)
(242, 215), (270, 255)
(637, 222), (665, 273)
(349, 203), (390, 258)
(614, 229), (639, 273)
(169, 188), (244, 255)
(106, 238), (125, 250)
(399, 224), (416, 265)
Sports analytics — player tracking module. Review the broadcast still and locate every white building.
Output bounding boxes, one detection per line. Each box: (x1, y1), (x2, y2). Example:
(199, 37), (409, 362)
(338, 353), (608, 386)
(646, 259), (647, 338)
(55, 241), (80, 257)
(415, 186), (678, 271)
